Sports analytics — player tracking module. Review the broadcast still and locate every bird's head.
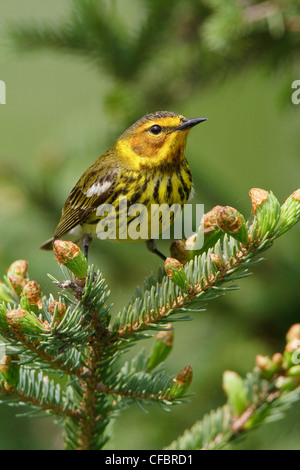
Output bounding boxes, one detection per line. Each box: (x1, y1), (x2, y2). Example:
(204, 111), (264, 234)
(115, 111), (207, 170)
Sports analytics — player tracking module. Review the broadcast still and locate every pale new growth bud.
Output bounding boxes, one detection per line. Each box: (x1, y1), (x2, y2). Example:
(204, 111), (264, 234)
(286, 324), (300, 342)
(48, 301), (67, 321)
(170, 239), (189, 264)
(215, 206), (243, 233)
(7, 260), (28, 278)
(156, 324), (174, 347)
(164, 257), (183, 279)
(249, 188), (269, 214)
(290, 189), (300, 201)
(173, 365), (193, 387)
(53, 240), (87, 279)
(202, 207), (218, 233)
(210, 253), (223, 269)
(9, 275), (27, 296)
(6, 309), (47, 335)
(53, 240), (81, 264)
(21, 281), (41, 306)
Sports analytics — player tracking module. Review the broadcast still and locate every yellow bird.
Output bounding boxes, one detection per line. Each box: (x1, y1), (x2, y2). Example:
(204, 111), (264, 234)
(41, 111), (207, 259)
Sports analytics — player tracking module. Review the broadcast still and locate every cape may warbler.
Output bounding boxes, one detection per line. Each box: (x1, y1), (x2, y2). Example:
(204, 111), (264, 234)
(41, 111), (207, 259)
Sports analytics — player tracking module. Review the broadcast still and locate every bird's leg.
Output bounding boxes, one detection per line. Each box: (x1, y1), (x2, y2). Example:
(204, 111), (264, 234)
(146, 239), (166, 261)
(81, 235), (99, 283)
(82, 235), (92, 260)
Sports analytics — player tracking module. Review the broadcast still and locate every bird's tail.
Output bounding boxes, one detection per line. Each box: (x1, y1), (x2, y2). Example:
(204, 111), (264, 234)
(40, 237), (54, 251)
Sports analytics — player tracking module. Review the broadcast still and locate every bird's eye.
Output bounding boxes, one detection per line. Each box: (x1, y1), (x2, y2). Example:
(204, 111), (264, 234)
(149, 124), (162, 135)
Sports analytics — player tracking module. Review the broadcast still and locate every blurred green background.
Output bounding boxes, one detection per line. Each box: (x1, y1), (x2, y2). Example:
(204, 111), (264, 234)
(0, 0), (299, 450)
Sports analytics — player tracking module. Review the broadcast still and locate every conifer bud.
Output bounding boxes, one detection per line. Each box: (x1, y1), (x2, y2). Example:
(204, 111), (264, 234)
(215, 206), (249, 244)
(6, 260), (28, 278)
(249, 188), (269, 215)
(256, 354), (280, 379)
(21, 281), (41, 306)
(164, 257), (183, 277)
(164, 257), (186, 290)
(275, 375), (299, 392)
(276, 189), (300, 237)
(287, 365), (300, 378)
(169, 365), (193, 398)
(6, 309), (47, 335)
(48, 300), (67, 321)
(170, 239), (189, 264)
(256, 354), (271, 371)
(6, 260), (29, 296)
(249, 188), (281, 239)
(216, 206), (242, 233)
(289, 189), (300, 201)
(184, 233), (197, 250)
(0, 355), (19, 389)
(272, 353), (283, 368)
(203, 207), (218, 232)
(147, 324), (174, 371)
(8, 275), (27, 296)
(187, 207), (223, 255)
(222, 370), (248, 416)
(284, 340), (300, 369)
(209, 253), (223, 270)
(284, 325), (300, 368)
(53, 240), (88, 279)
(286, 324), (300, 342)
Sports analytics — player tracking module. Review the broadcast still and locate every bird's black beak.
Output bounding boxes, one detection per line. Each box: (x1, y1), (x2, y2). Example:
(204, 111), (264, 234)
(177, 117), (207, 131)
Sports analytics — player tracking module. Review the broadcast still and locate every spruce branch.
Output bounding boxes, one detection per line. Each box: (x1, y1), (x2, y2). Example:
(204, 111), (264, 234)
(8, 0), (178, 81)
(8, 0), (299, 112)
(166, 323), (300, 450)
(112, 188), (300, 341)
(9, 0), (129, 77)
(0, 187), (299, 449)
(0, 365), (81, 420)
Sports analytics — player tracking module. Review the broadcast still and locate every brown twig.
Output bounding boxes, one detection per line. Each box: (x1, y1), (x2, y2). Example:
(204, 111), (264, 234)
(115, 244), (254, 340)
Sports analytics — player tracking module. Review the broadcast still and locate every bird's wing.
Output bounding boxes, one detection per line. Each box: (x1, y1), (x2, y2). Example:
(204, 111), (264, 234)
(54, 158), (119, 239)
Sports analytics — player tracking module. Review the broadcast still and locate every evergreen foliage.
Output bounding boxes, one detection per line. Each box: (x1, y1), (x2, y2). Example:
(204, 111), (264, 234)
(9, 0), (300, 124)
(0, 188), (299, 449)
(2, 0), (300, 450)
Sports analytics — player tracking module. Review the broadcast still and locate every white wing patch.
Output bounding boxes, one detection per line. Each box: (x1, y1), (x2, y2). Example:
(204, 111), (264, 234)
(85, 180), (112, 198)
